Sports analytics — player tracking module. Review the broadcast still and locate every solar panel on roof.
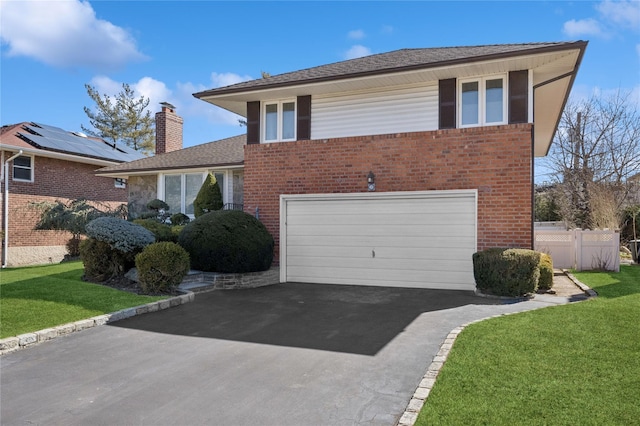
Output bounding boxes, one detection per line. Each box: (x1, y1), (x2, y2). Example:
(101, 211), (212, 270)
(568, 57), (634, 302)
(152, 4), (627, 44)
(21, 123), (145, 162)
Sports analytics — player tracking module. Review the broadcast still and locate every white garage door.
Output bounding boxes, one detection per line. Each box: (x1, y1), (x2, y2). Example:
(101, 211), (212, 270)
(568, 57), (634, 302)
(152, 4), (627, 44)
(280, 190), (477, 290)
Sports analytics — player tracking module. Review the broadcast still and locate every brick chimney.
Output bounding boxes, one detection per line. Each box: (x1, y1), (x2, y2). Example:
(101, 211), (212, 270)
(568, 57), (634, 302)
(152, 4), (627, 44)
(155, 102), (183, 155)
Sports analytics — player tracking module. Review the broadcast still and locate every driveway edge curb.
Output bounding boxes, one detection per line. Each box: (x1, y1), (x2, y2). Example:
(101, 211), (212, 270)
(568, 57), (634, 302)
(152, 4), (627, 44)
(0, 291), (194, 356)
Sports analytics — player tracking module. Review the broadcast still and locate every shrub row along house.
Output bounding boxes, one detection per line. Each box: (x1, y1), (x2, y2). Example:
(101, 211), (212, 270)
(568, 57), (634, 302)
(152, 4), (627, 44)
(102, 41), (587, 290)
(0, 123), (144, 266)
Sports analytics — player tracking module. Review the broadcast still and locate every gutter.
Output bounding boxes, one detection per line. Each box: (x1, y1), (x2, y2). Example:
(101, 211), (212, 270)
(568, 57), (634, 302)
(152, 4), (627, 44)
(2, 150), (23, 268)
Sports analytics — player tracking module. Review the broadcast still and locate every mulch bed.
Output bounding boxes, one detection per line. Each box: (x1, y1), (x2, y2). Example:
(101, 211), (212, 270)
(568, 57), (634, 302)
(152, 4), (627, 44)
(84, 274), (181, 297)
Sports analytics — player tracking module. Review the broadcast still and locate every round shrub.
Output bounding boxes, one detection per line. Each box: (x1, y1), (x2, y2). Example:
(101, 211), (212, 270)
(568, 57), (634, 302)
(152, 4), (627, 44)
(79, 237), (130, 281)
(170, 213), (190, 226)
(178, 210), (274, 273)
(133, 219), (175, 242)
(135, 242), (190, 294)
(147, 198), (170, 211)
(473, 248), (541, 297)
(538, 253), (554, 291)
(86, 217), (155, 253)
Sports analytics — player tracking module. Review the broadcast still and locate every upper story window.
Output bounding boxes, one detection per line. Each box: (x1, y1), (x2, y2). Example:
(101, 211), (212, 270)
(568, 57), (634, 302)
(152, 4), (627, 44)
(13, 155), (33, 182)
(459, 75), (507, 127)
(263, 100), (296, 142)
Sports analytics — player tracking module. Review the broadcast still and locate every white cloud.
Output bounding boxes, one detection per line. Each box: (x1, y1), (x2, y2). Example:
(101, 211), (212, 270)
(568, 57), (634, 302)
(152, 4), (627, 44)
(88, 75), (172, 113)
(596, 0), (640, 31)
(563, 18), (604, 37)
(381, 25), (394, 35)
(176, 81), (242, 126)
(344, 45), (372, 60)
(347, 29), (365, 40)
(86, 71), (250, 127)
(0, 0), (146, 70)
(210, 72), (253, 88)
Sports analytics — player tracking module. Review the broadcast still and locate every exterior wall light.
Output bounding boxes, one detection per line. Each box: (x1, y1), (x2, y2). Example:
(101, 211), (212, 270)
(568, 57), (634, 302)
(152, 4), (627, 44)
(367, 171), (376, 192)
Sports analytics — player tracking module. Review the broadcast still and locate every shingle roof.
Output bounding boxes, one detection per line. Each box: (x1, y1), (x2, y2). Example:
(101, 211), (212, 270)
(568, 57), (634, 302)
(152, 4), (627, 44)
(96, 134), (245, 175)
(194, 42), (583, 98)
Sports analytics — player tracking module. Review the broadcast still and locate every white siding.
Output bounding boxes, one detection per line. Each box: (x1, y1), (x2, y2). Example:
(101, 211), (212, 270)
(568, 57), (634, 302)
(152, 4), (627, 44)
(311, 84), (438, 140)
(280, 190), (477, 290)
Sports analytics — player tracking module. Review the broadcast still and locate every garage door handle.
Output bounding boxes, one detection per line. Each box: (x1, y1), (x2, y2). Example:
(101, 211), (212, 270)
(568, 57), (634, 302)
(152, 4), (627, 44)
(372, 249), (375, 258)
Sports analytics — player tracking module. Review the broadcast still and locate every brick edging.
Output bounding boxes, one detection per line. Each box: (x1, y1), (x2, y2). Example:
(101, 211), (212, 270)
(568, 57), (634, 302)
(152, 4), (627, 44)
(0, 291), (194, 356)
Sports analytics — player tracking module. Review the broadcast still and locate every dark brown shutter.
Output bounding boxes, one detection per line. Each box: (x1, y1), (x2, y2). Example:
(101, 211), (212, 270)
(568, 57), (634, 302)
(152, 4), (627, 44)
(439, 78), (456, 129)
(246, 101), (260, 144)
(297, 95), (311, 140)
(509, 71), (528, 124)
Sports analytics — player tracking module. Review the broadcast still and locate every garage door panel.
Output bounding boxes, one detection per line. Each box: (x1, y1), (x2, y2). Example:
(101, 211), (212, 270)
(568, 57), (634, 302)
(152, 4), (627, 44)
(287, 235), (476, 249)
(282, 190), (477, 290)
(287, 255), (472, 274)
(287, 224), (476, 238)
(287, 265), (474, 288)
(287, 211), (474, 226)
(287, 245), (475, 261)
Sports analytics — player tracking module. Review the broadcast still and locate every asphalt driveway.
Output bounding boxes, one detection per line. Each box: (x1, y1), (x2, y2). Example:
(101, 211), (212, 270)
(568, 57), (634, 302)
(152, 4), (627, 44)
(1, 282), (566, 425)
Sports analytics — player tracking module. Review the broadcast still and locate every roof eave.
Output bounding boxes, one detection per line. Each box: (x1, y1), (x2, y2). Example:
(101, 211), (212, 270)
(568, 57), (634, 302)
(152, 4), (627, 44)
(95, 161), (245, 178)
(193, 41), (588, 99)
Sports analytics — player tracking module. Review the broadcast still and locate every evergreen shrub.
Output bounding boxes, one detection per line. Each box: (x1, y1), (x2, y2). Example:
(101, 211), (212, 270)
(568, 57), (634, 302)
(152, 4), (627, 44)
(133, 219), (174, 242)
(178, 210), (274, 273)
(193, 173), (223, 218)
(538, 253), (554, 291)
(473, 248), (541, 297)
(135, 242), (190, 294)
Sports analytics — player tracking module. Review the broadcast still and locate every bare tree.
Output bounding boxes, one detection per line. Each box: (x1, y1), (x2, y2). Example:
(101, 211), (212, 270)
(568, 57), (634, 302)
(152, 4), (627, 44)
(541, 90), (640, 229)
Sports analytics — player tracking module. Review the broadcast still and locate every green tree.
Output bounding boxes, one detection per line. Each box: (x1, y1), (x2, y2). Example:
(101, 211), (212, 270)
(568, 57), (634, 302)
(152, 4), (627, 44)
(82, 83), (155, 155)
(193, 173), (223, 217)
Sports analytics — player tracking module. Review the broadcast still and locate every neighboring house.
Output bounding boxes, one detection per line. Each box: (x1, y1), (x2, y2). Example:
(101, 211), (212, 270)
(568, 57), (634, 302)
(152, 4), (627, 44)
(95, 103), (245, 219)
(192, 41), (587, 290)
(0, 122), (145, 267)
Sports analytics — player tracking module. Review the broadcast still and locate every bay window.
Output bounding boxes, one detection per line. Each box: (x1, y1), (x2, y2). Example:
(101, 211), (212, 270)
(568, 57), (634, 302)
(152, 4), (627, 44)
(162, 172), (225, 216)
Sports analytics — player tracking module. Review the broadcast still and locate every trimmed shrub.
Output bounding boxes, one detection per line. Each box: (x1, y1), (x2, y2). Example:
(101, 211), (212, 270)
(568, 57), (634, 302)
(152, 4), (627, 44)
(178, 210), (274, 273)
(147, 198), (169, 211)
(86, 217), (155, 253)
(170, 213), (190, 226)
(135, 242), (190, 294)
(538, 253), (554, 291)
(473, 248), (541, 297)
(193, 173), (223, 218)
(133, 219), (175, 242)
(79, 238), (130, 281)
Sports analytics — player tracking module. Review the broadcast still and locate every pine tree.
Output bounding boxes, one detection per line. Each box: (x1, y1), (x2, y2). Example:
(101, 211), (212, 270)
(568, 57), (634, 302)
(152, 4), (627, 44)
(193, 173), (223, 217)
(82, 83), (155, 155)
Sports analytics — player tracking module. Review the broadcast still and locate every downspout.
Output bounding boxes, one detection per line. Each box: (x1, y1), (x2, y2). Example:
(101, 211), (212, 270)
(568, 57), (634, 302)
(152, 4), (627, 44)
(2, 150), (23, 268)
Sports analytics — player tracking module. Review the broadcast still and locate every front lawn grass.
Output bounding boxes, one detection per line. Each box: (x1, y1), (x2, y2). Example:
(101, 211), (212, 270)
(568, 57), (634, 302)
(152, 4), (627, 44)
(0, 261), (165, 338)
(416, 265), (640, 425)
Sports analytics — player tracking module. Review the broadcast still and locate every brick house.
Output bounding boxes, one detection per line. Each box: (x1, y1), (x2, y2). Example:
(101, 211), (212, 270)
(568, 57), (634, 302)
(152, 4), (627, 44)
(192, 41), (587, 290)
(0, 122), (144, 267)
(95, 103), (245, 219)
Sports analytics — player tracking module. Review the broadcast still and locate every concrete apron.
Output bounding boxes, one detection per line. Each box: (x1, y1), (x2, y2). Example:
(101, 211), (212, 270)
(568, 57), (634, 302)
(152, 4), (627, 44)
(0, 277), (590, 426)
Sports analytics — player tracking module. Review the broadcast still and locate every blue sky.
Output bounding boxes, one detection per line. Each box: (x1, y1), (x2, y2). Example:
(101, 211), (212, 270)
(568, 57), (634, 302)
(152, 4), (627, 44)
(1, 0), (639, 168)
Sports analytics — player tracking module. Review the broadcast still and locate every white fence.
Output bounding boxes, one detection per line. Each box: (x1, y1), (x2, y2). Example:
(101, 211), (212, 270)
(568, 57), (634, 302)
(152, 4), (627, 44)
(534, 229), (620, 272)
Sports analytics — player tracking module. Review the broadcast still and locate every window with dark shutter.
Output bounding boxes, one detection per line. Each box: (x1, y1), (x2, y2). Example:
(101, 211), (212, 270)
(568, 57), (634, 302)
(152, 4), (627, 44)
(439, 78), (456, 129)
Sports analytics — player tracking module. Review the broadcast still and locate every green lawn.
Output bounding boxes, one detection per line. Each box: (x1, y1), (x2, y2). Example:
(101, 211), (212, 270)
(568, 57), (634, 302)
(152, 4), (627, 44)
(0, 261), (165, 338)
(416, 265), (640, 426)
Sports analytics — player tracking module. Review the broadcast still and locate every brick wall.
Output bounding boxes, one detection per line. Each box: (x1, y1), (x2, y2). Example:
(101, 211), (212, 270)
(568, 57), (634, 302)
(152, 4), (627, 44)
(1, 154), (127, 249)
(243, 124), (534, 261)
